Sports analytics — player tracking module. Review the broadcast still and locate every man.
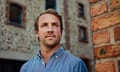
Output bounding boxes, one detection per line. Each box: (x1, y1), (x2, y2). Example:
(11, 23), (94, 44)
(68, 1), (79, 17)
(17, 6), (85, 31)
(20, 9), (88, 72)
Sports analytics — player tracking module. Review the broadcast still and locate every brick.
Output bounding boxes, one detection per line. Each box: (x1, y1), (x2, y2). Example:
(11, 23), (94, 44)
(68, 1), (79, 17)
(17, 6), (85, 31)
(94, 45), (112, 58)
(110, 0), (120, 11)
(94, 44), (120, 58)
(95, 61), (115, 72)
(91, 11), (120, 31)
(114, 27), (120, 41)
(93, 31), (110, 45)
(90, 0), (98, 3)
(90, 1), (107, 17)
(112, 44), (120, 56)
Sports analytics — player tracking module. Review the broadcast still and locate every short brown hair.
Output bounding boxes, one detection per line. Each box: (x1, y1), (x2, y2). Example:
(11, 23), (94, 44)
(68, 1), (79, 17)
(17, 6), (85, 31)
(34, 9), (63, 33)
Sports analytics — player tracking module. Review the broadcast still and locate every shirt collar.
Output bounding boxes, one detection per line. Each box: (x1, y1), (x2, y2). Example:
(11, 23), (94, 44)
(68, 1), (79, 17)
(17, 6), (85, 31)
(37, 46), (64, 59)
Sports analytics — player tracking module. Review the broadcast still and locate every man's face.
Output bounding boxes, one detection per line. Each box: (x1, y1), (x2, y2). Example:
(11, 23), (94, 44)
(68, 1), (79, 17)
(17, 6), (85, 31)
(36, 14), (62, 48)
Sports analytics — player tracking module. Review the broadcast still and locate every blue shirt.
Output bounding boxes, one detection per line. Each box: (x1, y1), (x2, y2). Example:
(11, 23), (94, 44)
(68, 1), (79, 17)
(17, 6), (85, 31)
(20, 47), (88, 72)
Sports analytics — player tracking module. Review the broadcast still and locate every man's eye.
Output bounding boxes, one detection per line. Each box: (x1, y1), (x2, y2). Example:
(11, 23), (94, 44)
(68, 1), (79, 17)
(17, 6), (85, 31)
(41, 23), (48, 27)
(52, 23), (59, 27)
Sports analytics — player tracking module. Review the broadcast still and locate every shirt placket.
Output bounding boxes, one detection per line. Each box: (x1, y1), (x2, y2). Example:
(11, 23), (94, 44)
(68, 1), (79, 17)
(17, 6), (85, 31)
(40, 58), (46, 72)
(44, 55), (57, 72)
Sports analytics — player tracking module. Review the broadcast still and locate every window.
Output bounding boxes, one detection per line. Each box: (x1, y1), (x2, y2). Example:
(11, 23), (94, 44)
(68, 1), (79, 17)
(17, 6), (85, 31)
(46, 0), (56, 10)
(78, 26), (88, 43)
(78, 3), (84, 18)
(6, 1), (26, 28)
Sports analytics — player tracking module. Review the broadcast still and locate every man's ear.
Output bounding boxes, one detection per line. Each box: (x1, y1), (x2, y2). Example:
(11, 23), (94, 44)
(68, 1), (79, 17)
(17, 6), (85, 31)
(35, 30), (40, 41)
(35, 31), (38, 37)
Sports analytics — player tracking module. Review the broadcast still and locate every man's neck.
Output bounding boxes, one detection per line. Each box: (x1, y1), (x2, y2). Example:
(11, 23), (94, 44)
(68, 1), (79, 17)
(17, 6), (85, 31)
(40, 45), (60, 64)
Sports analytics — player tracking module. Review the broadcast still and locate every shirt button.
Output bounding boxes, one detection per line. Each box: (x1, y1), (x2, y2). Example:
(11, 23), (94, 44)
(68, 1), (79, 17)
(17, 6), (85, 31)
(55, 56), (58, 58)
(42, 61), (44, 64)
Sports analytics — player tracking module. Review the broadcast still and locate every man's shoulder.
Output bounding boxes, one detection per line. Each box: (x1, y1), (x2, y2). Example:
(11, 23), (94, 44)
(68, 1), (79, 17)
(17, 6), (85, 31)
(20, 56), (38, 72)
(64, 51), (88, 71)
(63, 51), (88, 70)
(64, 51), (82, 63)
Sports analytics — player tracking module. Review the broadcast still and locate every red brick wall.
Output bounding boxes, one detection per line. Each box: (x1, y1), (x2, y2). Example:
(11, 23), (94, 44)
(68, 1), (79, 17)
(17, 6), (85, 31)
(90, 0), (120, 72)
(95, 61), (115, 72)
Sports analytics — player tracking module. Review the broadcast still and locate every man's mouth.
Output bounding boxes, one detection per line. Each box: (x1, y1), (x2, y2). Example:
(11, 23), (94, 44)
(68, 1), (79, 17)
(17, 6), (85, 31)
(46, 35), (55, 38)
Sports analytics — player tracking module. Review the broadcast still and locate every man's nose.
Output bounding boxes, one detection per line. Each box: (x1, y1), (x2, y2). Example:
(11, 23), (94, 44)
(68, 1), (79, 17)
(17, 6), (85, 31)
(47, 25), (54, 33)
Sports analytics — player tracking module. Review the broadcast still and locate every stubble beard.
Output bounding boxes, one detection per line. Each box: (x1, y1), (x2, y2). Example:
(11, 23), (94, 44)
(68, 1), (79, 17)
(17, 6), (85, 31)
(43, 37), (61, 49)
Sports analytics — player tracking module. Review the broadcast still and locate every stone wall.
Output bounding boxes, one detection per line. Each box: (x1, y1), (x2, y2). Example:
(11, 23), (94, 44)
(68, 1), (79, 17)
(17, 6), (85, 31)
(0, 0), (94, 71)
(63, 0), (93, 59)
(0, 0), (65, 60)
(63, 0), (94, 72)
(0, 0), (44, 60)
(90, 0), (120, 71)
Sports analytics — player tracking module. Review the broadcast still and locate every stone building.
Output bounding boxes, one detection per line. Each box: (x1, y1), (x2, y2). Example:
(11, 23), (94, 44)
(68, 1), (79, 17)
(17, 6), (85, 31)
(1, 0), (120, 72)
(2, 0), (120, 72)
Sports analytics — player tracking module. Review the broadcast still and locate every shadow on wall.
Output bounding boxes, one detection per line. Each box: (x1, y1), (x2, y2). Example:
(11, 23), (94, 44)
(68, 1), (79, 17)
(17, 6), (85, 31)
(80, 57), (91, 72)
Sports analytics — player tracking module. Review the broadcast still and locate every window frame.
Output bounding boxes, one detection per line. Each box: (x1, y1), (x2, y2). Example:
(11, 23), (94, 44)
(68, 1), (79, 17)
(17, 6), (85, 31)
(45, 0), (56, 10)
(78, 25), (88, 43)
(78, 3), (85, 18)
(6, 1), (26, 28)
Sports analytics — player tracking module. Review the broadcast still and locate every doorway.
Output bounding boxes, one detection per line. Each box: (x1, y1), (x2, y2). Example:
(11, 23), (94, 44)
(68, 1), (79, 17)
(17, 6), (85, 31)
(0, 59), (26, 72)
